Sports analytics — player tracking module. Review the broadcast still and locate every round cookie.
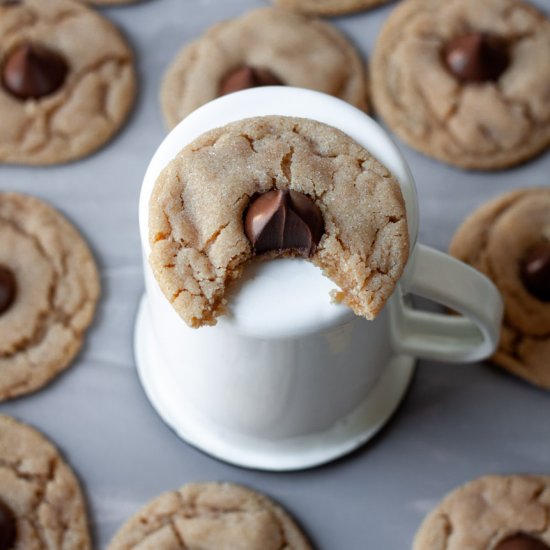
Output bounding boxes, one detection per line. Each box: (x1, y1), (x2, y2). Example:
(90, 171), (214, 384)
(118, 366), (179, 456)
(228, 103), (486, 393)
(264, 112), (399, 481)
(273, 0), (390, 16)
(370, 0), (550, 170)
(414, 475), (550, 550)
(108, 482), (312, 549)
(449, 188), (550, 389)
(149, 116), (409, 328)
(0, 192), (100, 400)
(0, 0), (136, 165)
(160, 7), (368, 129)
(0, 415), (91, 549)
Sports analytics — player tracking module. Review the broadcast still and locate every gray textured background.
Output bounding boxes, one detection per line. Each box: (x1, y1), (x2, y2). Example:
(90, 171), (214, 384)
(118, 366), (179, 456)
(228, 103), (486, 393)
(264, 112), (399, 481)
(1, 0), (549, 548)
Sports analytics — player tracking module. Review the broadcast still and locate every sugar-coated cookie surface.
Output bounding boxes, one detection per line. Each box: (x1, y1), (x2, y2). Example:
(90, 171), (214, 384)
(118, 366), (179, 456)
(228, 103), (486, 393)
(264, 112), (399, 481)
(149, 116), (409, 328)
(0, 193), (100, 400)
(414, 475), (550, 550)
(108, 482), (312, 550)
(161, 7), (368, 129)
(371, 0), (550, 170)
(0, 415), (91, 550)
(450, 188), (550, 389)
(0, 0), (136, 165)
(273, 0), (390, 16)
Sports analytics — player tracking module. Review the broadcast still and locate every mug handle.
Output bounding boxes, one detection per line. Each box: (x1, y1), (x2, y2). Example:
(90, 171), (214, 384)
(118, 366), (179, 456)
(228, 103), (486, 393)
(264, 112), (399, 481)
(390, 244), (503, 362)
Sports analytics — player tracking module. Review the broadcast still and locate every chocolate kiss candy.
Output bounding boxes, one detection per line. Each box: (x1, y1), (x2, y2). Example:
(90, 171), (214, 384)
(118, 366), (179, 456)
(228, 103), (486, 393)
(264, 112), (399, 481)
(494, 533), (550, 550)
(0, 265), (16, 315)
(244, 189), (324, 257)
(2, 42), (68, 100)
(219, 65), (283, 96)
(0, 499), (16, 550)
(521, 242), (550, 302)
(443, 32), (509, 82)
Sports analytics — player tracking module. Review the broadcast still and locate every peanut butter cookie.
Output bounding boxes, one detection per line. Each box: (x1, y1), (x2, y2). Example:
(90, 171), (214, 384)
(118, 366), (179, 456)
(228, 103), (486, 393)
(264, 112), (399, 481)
(371, 0), (550, 170)
(161, 8), (368, 129)
(0, 0), (136, 165)
(450, 188), (550, 389)
(108, 482), (312, 550)
(149, 116), (409, 328)
(0, 192), (100, 400)
(414, 475), (550, 550)
(0, 415), (91, 550)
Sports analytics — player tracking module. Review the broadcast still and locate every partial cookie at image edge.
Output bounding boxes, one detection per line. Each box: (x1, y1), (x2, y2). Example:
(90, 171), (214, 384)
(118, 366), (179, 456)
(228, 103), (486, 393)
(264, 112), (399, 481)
(0, 414), (92, 550)
(449, 187), (550, 389)
(0, 192), (100, 401)
(108, 482), (313, 549)
(413, 475), (550, 550)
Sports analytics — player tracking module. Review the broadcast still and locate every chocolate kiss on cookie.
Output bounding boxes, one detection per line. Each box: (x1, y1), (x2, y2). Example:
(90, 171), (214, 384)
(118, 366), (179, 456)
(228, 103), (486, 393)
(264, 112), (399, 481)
(495, 533), (550, 550)
(521, 243), (550, 302)
(0, 499), (16, 550)
(0, 265), (16, 315)
(244, 190), (324, 256)
(220, 66), (283, 95)
(1, 42), (68, 100)
(443, 32), (509, 83)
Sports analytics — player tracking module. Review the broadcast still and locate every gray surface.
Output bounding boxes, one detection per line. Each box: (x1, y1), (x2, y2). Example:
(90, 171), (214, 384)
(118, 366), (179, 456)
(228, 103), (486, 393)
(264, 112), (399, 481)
(1, 0), (549, 548)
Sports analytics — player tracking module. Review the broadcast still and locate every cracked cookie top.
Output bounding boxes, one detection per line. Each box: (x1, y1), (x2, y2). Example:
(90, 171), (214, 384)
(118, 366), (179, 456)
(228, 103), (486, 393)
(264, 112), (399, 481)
(0, 0), (135, 165)
(273, 0), (390, 17)
(414, 475), (550, 550)
(160, 7), (368, 129)
(450, 188), (550, 389)
(149, 116), (409, 328)
(370, 0), (550, 170)
(0, 415), (91, 550)
(0, 192), (100, 400)
(108, 482), (312, 550)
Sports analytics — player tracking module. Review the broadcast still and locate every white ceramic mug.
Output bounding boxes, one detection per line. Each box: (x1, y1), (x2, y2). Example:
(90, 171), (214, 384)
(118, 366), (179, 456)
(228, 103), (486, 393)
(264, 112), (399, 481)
(134, 88), (503, 471)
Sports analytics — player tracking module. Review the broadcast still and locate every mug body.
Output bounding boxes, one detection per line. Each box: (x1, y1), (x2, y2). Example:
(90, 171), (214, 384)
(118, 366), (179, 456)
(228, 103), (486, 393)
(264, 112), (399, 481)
(138, 87), (419, 445)
(144, 257), (394, 438)
(135, 88), (502, 468)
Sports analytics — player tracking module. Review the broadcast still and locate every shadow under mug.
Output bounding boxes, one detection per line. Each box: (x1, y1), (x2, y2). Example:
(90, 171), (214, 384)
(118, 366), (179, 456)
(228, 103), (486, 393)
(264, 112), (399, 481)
(135, 88), (503, 471)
